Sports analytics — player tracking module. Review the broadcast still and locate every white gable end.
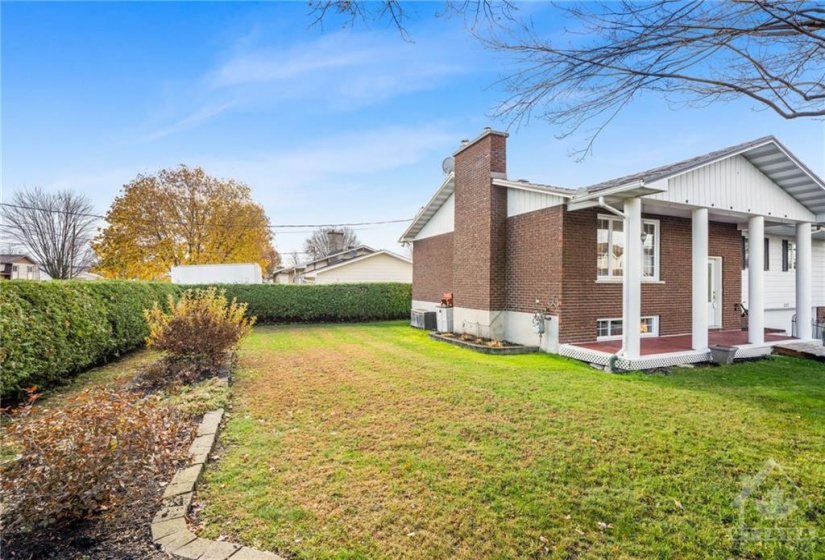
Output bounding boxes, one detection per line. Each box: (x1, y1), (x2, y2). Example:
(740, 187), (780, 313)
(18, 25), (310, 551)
(647, 155), (815, 222)
(415, 193), (454, 240)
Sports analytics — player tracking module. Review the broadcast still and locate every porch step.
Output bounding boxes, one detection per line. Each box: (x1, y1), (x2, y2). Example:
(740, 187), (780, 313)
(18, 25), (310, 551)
(773, 341), (825, 362)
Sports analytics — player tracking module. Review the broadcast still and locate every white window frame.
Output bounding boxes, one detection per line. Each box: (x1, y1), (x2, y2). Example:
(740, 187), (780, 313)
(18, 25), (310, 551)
(596, 315), (659, 341)
(596, 214), (660, 282)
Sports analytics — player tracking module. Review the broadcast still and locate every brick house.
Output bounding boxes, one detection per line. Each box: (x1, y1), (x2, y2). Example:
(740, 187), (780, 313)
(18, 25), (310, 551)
(401, 129), (825, 369)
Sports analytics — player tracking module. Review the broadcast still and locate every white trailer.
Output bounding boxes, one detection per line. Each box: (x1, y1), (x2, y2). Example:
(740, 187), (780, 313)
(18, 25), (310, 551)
(170, 263), (262, 284)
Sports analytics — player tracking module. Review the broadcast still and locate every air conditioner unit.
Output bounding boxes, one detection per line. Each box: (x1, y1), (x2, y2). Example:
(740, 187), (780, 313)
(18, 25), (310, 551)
(411, 309), (437, 330)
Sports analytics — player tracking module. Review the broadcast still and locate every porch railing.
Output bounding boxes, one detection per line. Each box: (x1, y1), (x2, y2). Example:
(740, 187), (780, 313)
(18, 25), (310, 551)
(791, 315), (825, 342)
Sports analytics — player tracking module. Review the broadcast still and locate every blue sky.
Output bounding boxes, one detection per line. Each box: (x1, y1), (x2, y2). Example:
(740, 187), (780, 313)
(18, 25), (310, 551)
(3, 2), (823, 260)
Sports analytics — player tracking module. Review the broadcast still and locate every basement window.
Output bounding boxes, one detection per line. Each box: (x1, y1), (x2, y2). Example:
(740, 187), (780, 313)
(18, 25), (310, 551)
(596, 316), (659, 341)
(597, 215), (659, 281)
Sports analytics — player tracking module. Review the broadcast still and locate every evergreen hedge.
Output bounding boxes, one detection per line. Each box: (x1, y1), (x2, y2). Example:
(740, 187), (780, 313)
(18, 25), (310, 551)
(185, 283), (412, 324)
(0, 281), (180, 399)
(0, 281), (411, 399)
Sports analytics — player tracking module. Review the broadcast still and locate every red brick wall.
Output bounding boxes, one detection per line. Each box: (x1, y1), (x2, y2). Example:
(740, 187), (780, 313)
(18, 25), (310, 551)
(559, 209), (743, 344)
(412, 232), (454, 303)
(505, 206), (564, 312)
(453, 132), (508, 311)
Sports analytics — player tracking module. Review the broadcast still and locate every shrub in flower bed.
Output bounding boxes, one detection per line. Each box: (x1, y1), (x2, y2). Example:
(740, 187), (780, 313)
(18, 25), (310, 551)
(145, 287), (254, 381)
(0, 387), (191, 531)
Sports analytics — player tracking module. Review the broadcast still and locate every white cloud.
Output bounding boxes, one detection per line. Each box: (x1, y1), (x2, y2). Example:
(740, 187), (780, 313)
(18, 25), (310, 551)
(146, 101), (237, 141)
(146, 31), (469, 139)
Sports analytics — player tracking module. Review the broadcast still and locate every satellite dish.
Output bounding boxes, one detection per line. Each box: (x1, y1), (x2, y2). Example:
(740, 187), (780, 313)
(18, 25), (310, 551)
(442, 156), (455, 174)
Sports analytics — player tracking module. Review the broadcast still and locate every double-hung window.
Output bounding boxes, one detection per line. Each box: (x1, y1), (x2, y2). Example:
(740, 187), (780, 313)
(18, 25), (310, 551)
(597, 215), (659, 280)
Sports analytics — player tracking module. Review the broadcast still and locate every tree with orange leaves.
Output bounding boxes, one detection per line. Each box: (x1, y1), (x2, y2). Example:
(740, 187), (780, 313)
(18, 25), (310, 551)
(93, 166), (277, 281)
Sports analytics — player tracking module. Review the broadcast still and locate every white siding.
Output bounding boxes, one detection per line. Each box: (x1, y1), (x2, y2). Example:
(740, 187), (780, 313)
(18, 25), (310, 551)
(741, 237), (825, 332)
(507, 189), (566, 217)
(814, 240), (825, 307)
(415, 194), (454, 240)
(313, 253), (412, 284)
(648, 155), (815, 222)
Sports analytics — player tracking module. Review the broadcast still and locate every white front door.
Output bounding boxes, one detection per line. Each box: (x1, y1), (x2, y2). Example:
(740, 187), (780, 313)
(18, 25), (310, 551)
(707, 257), (723, 328)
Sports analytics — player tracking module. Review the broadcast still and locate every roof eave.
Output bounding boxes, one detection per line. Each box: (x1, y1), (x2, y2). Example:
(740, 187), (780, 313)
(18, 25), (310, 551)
(399, 173), (455, 243)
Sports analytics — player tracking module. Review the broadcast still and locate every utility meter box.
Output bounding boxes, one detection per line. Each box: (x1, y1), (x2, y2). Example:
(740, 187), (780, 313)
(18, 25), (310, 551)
(436, 306), (454, 332)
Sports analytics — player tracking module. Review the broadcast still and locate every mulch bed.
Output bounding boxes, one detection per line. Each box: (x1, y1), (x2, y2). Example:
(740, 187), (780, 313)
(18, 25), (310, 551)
(1, 364), (198, 560)
(1, 466), (183, 559)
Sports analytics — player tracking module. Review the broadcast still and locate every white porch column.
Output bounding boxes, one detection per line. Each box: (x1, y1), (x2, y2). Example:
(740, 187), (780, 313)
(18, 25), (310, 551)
(748, 216), (765, 344)
(692, 208), (709, 351)
(796, 222), (812, 340)
(622, 198), (642, 359)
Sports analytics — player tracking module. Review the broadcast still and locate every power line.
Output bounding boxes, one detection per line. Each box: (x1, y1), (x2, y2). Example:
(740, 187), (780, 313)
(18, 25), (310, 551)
(0, 202), (412, 230)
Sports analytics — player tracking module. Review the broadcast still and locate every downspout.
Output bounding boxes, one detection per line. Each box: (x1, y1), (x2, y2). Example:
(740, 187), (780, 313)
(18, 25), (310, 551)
(598, 196), (625, 371)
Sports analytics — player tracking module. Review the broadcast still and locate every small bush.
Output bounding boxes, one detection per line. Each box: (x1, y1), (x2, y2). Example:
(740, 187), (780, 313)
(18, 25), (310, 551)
(1, 388), (190, 531)
(145, 287), (255, 368)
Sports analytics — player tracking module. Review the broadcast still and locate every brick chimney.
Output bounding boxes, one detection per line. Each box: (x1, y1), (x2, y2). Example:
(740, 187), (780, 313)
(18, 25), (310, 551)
(452, 128), (508, 315)
(326, 230), (345, 255)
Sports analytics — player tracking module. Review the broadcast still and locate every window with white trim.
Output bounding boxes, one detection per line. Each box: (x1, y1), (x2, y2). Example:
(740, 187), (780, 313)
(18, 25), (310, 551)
(597, 316), (659, 341)
(597, 215), (659, 280)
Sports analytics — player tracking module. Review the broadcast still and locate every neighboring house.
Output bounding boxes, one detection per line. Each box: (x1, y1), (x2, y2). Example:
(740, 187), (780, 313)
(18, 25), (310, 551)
(272, 246), (412, 284)
(401, 129), (825, 369)
(0, 255), (40, 281)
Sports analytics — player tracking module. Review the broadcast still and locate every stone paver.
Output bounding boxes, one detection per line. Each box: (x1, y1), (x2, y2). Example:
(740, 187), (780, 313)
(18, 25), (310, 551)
(172, 537), (218, 560)
(229, 546), (285, 560)
(162, 481), (196, 499)
(198, 540), (242, 560)
(152, 503), (189, 524)
(197, 410), (224, 436)
(170, 463), (204, 487)
(162, 490), (193, 509)
(156, 529), (197, 553)
(151, 517), (188, 541)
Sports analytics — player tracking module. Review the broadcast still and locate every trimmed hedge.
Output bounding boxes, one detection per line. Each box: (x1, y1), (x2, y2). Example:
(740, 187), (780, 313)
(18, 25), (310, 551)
(0, 281), (410, 399)
(0, 281), (180, 399)
(184, 283), (412, 324)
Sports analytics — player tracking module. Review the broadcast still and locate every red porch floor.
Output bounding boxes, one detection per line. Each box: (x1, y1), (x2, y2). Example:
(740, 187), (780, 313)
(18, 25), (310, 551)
(575, 330), (794, 356)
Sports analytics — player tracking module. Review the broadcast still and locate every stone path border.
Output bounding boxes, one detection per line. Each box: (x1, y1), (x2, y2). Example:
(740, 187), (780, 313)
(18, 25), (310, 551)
(151, 360), (284, 560)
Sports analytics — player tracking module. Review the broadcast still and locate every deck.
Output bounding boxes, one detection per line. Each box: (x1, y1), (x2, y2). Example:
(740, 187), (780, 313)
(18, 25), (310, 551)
(558, 329), (797, 371)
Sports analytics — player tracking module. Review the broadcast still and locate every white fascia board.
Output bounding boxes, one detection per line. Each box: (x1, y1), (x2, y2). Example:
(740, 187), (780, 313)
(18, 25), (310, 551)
(399, 173), (455, 243)
(493, 179), (574, 198)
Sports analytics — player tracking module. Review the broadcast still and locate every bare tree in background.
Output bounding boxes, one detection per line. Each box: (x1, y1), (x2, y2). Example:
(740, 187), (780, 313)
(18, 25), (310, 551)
(0, 187), (98, 279)
(310, 1), (825, 157)
(303, 227), (361, 260)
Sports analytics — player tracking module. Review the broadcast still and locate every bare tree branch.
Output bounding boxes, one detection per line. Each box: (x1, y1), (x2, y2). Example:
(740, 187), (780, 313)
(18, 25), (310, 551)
(1, 188), (98, 279)
(303, 227), (361, 260)
(309, 1), (825, 158)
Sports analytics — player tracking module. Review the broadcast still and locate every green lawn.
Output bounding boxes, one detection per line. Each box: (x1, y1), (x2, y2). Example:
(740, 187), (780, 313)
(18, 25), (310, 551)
(196, 322), (824, 559)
